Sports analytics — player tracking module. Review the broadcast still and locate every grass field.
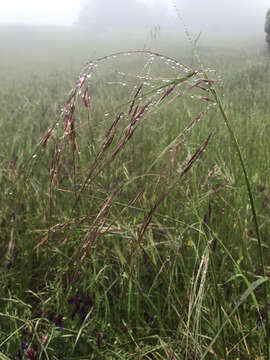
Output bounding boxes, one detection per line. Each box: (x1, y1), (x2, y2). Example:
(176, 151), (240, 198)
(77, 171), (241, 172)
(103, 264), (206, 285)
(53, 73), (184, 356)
(1, 25), (270, 359)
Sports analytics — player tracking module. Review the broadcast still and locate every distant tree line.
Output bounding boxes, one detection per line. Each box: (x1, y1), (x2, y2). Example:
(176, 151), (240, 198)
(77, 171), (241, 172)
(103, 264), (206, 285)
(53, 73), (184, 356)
(265, 9), (270, 50)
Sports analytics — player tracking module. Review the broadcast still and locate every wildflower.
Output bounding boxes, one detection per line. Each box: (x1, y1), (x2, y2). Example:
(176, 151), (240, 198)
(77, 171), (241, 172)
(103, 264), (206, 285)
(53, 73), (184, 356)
(68, 294), (82, 319)
(25, 348), (38, 360)
(9, 156), (18, 169)
(68, 292), (94, 321)
(55, 314), (63, 328)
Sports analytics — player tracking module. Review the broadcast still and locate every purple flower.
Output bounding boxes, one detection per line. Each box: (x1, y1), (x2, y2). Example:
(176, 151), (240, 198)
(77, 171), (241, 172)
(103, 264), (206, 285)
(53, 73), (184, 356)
(68, 294), (82, 319)
(25, 348), (38, 360)
(68, 293), (94, 321)
(55, 314), (63, 328)
(9, 156), (18, 169)
(68, 273), (73, 285)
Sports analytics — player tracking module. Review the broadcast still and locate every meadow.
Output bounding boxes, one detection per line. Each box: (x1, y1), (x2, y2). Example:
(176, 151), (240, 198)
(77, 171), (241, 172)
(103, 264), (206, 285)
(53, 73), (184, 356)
(1, 25), (270, 359)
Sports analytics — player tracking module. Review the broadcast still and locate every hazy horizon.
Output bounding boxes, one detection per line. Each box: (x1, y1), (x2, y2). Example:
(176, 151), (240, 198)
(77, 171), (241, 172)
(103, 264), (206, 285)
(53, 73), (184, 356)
(1, 1), (269, 32)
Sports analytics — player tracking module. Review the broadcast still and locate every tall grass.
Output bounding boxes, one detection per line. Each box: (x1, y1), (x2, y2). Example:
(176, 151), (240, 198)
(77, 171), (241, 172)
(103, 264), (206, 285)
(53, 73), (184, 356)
(0, 28), (270, 359)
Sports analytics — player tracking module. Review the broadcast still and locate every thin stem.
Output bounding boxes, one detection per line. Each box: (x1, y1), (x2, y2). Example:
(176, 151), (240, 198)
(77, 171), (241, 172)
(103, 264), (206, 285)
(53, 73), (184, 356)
(210, 85), (269, 358)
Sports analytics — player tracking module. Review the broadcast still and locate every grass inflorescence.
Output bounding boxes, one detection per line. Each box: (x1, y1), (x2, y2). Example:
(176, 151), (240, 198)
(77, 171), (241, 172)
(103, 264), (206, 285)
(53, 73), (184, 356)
(0, 28), (270, 359)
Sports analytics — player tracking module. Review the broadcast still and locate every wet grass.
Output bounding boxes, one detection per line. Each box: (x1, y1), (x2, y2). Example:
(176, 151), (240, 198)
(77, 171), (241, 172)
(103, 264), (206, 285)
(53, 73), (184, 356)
(0, 26), (270, 359)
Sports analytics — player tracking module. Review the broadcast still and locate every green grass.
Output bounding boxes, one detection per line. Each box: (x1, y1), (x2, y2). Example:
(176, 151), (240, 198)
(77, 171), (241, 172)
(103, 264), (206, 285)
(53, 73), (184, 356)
(0, 25), (270, 359)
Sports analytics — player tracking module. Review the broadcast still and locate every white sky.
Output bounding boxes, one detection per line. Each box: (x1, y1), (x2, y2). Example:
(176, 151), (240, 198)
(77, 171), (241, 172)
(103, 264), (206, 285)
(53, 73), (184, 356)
(0, 0), (165, 26)
(0, 0), (269, 26)
(0, 0), (169, 26)
(0, 0), (85, 26)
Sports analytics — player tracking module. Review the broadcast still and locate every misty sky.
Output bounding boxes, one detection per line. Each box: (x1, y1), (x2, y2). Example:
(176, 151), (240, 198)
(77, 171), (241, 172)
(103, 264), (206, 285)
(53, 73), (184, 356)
(0, 0), (84, 26)
(0, 0), (156, 26)
(0, 0), (270, 32)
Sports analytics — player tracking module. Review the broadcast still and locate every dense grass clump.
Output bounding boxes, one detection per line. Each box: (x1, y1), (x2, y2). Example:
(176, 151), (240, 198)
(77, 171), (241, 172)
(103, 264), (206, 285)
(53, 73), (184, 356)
(0, 27), (270, 359)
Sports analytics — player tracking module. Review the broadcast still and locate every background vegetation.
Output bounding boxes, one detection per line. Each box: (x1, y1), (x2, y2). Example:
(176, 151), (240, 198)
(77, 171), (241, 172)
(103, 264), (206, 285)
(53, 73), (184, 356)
(0, 25), (270, 359)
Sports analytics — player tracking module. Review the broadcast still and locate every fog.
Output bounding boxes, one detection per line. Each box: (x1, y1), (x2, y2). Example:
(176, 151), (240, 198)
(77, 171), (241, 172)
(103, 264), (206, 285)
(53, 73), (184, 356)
(78, 0), (270, 34)
(176, 0), (270, 33)
(0, 0), (269, 34)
